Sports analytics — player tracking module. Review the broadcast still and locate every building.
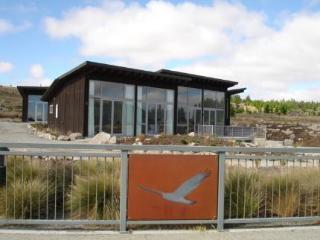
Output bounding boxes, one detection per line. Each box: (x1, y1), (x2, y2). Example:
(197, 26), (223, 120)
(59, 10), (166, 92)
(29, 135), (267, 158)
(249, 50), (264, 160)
(40, 61), (245, 137)
(17, 86), (48, 123)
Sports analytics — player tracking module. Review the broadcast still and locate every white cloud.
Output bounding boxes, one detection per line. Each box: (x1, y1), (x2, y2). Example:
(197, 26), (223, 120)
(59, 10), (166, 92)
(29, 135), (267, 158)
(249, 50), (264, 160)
(0, 18), (31, 34)
(44, 1), (320, 101)
(23, 64), (52, 86)
(0, 61), (13, 73)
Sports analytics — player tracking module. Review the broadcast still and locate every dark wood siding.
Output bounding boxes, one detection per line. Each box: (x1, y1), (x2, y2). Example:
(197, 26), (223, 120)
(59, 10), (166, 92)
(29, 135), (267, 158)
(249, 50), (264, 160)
(21, 95), (28, 122)
(47, 73), (86, 135)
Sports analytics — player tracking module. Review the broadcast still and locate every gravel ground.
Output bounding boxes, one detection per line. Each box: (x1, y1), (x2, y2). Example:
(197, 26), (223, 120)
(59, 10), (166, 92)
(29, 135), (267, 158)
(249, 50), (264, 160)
(0, 121), (53, 143)
(1, 226), (320, 240)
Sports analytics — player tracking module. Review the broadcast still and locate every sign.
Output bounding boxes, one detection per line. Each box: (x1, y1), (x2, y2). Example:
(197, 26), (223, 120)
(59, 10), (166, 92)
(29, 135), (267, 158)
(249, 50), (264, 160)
(127, 154), (218, 220)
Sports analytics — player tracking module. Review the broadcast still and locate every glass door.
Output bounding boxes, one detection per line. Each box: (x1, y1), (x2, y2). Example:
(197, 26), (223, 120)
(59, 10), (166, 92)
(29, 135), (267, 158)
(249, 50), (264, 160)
(147, 104), (156, 135)
(101, 100), (123, 135)
(36, 103), (44, 122)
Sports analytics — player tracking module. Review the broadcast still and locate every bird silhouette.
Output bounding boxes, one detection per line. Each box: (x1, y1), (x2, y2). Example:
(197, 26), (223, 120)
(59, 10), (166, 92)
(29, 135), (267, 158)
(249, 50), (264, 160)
(138, 170), (211, 205)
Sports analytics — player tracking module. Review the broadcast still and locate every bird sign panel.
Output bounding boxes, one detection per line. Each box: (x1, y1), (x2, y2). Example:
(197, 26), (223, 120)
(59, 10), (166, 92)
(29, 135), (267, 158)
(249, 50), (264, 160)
(127, 154), (219, 220)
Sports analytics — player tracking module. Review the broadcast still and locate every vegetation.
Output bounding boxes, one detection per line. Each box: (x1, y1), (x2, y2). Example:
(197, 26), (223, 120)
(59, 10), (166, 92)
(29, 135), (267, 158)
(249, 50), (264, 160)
(231, 95), (320, 116)
(0, 85), (21, 119)
(225, 167), (320, 218)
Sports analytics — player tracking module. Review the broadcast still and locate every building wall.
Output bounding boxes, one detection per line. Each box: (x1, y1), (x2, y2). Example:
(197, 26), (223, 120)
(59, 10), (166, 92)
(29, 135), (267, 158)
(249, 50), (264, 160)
(48, 73), (86, 135)
(21, 95), (28, 122)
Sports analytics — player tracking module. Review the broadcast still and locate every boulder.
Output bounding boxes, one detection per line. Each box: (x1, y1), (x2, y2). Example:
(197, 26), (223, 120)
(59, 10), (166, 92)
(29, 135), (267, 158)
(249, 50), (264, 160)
(283, 139), (294, 146)
(89, 132), (111, 144)
(57, 135), (70, 141)
(188, 132), (195, 137)
(109, 136), (117, 144)
(69, 132), (83, 141)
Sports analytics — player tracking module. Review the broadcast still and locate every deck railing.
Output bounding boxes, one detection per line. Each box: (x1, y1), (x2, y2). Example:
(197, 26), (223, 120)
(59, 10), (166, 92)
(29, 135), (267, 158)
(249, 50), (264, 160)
(0, 143), (319, 232)
(198, 125), (267, 140)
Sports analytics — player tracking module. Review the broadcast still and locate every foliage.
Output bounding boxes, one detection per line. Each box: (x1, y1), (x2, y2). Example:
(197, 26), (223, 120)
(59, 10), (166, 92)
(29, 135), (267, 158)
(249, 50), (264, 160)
(231, 95), (320, 116)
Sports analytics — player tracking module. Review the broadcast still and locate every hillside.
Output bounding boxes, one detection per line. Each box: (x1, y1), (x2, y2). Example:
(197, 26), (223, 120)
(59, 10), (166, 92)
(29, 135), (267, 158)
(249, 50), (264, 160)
(0, 85), (22, 119)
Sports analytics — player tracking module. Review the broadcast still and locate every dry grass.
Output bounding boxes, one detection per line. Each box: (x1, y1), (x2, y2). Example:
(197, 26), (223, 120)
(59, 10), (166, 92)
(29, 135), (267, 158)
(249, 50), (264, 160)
(0, 86), (21, 119)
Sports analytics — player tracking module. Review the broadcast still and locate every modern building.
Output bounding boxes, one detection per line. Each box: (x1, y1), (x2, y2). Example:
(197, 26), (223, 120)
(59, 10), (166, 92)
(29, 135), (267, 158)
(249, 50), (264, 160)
(17, 86), (49, 123)
(40, 61), (245, 137)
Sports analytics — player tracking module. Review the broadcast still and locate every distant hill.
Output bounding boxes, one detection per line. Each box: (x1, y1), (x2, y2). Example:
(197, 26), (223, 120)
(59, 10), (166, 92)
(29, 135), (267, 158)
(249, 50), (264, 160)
(0, 85), (22, 119)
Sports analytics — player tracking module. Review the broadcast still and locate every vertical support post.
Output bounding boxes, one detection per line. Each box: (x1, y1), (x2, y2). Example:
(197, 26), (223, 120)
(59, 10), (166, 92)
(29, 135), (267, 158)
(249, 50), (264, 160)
(217, 151), (225, 231)
(0, 147), (8, 187)
(120, 150), (129, 233)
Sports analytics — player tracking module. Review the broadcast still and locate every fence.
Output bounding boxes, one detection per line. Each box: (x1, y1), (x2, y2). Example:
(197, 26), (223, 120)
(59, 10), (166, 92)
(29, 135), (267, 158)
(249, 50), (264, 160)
(0, 142), (319, 232)
(198, 125), (267, 140)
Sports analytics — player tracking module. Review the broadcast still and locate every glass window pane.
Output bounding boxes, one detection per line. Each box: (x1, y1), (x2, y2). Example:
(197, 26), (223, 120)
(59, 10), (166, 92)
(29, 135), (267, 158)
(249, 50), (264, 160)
(123, 101), (134, 136)
(166, 90), (174, 103)
(203, 90), (216, 108)
(209, 110), (215, 125)
(88, 98), (95, 136)
(189, 109), (195, 133)
(216, 92), (225, 109)
(89, 81), (95, 97)
(28, 102), (35, 121)
(203, 110), (210, 125)
(188, 88), (202, 107)
(147, 104), (156, 135)
(101, 82), (124, 99)
(137, 87), (143, 101)
(166, 104), (173, 135)
(177, 105), (188, 124)
(177, 125), (187, 134)
(217, 110), (225, 125)
(94, 99), (101, 134)
(94, 81), (101, 96)
(125, 85), (134, 100)
(36, 103), (43, 122)
(28, 95), (41, 101)
(157, 104), (165, 134)
(43, 104), (48, 122)
(146, 87), (166, 102)
(177, 87), (188, 105)
(102, 100), (112, 133)
(113, 101), (123, 134)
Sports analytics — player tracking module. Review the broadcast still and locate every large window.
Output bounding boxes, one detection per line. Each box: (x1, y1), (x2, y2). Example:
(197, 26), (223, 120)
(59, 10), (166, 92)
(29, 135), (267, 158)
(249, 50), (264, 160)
(136, 86), (174, 135)
(88, 80), (134, 137)
(177, 87), (225, 134)
(27, 95), (48, 122)
(177, 87), (202, 134)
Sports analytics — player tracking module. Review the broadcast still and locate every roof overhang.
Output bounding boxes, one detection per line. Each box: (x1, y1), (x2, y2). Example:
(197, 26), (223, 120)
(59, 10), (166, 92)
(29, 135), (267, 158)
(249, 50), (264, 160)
(17, 86), (49, 98)
(227, 88), (246, 95)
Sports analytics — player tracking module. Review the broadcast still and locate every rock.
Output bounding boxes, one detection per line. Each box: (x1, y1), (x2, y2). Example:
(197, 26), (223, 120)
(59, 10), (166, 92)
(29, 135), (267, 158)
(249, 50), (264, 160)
(240, 141), (257, 147)
(289, 134), (296, 140)
(109, 136), (117, 144)
(154, 134), (161, 138)
(283, 139), (294, 146)
(188, 142), (196, 146)
(269, 128), (280, 133)
(57, 135), (70, 141)
(281, 129), (293, 135)
(89, 132), (111, 144)
(133, 141), (143, 145)
(69, 132), (83, 141)
(188, 132), (195, 137)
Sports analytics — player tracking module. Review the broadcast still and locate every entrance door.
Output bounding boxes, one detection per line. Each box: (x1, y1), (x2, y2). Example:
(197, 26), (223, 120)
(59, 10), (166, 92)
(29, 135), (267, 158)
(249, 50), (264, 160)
(203, 109), (216, 126)
(36, 103), (44, 122)
(145, 103), (165, 135)
(101, 100), (123, 135)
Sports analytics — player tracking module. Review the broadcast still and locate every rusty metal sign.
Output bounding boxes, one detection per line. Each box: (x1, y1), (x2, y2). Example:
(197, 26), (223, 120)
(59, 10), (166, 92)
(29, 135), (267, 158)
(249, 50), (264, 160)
(127, 154), (219, 220)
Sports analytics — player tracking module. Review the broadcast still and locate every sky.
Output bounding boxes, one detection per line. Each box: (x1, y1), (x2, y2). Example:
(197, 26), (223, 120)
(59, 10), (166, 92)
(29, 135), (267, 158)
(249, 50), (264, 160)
(0, 0), (320, 101)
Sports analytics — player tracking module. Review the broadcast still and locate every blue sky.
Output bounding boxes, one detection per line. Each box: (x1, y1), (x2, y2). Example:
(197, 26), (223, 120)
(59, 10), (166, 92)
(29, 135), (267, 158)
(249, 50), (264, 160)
(0, 0), (320, 100)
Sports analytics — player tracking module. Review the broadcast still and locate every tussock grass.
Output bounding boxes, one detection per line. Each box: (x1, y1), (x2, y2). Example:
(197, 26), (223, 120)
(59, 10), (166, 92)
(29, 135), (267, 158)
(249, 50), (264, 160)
(225, 167), (320, 218)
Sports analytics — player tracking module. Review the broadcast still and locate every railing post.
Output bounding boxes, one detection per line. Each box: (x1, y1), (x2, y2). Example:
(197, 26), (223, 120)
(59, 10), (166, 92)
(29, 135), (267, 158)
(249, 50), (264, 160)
(217, 151), (225, 231)
(120, 150), (129, 233)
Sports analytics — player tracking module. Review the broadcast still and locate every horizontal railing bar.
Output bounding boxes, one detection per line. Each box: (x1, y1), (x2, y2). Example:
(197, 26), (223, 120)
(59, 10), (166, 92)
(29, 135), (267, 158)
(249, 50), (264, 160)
(0, 151), (121, 158)
(1, 143), (320, 153)
(127, 220), (217, 225)
(0, 220), (120, 225)
(224, 216), (320, 224)
(226, 155), (320, 161)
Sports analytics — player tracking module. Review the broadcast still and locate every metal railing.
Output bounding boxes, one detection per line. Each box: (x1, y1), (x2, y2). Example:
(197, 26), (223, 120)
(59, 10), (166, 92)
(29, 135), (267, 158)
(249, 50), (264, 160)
(198, 125), (266, 140)
(0, 142), (319, 232)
